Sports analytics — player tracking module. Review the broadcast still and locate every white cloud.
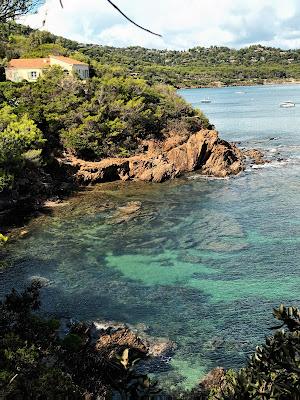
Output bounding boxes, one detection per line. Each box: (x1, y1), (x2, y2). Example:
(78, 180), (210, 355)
(19, 0), (300, 49)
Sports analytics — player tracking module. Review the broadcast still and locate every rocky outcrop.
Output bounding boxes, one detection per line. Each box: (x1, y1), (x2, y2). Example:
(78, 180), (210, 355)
(243, 148), (268, 165)
(61, 129), (245, 184)
(188, 367), (226, 399)
(96, 327), (148, 358)
(199, 367), (226, 391)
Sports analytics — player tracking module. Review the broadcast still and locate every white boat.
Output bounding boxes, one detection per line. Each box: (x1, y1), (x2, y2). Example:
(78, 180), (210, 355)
(201, 98), (211, 103)
(280, 101), (295, 108)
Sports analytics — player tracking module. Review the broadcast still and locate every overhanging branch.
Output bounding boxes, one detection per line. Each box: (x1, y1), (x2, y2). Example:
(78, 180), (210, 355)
(58, 0), (162, 37)
(106, 0), (162, 37)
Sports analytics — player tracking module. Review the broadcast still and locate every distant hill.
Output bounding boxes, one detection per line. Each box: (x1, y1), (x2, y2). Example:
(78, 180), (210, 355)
(1, 22), (300, 87)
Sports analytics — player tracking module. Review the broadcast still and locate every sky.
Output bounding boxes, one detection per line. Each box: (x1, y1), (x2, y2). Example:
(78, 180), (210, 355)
(20, 0), (300, 50)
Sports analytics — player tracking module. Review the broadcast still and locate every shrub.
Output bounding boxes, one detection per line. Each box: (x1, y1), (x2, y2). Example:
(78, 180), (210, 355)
(207, 305), (300, 400)
(0, 105), (45, 190)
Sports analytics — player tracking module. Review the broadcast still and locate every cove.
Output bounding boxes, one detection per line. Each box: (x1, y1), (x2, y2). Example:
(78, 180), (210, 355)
(1, 84), (300, 391)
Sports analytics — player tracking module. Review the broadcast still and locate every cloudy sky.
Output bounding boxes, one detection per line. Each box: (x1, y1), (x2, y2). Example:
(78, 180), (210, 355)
(20, 0), (300, 50)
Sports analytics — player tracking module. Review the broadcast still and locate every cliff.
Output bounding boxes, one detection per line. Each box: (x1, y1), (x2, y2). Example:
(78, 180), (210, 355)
(61, 129), (244, 184)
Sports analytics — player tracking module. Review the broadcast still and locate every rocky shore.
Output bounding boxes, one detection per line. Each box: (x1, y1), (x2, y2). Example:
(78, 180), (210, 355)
(0, 128), (267, 231)
(60, 129), (244, 184)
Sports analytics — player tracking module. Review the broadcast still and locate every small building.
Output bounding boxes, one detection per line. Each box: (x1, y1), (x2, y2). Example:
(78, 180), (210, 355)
(5, 55), (89, 82)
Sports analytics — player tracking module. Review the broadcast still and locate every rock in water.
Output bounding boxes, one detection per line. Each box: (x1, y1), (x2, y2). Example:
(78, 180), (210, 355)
(243, 148), (268, 165)
(96, 327), (148, 358)
(109, 201), (142, 224)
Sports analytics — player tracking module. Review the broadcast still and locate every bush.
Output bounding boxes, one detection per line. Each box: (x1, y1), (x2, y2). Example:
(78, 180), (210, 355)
(0, 105), (45, 190)
(204, 305), (300, 400)
(0, 70), (209, 161)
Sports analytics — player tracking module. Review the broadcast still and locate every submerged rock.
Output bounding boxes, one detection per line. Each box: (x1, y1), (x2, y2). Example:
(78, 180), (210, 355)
(109, 201), (142, 224)
(61, 129), (245, 184)
(28, 275), (52, 287)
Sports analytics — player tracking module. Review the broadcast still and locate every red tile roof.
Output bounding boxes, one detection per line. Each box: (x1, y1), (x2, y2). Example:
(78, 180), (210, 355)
(50, 56), (88, 65)
(7, 55), (88, 69)
(7, 58), (50, 69)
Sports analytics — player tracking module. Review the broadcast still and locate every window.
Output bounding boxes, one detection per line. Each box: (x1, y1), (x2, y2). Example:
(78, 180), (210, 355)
(30, 71), (37, 79)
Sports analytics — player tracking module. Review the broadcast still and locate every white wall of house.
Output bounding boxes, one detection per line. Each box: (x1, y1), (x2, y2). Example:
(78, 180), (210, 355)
(49, 57), (89, 79)
(5, 68), (44, 82)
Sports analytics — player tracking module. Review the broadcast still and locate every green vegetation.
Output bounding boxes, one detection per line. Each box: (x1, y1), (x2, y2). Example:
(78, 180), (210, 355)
(1, 22), (300, 88)
(212, 305), (300, 399)
(0, 1), (40, 23)
(0, 104), (44, 190)
(0, 283), (162, 399)
(0, 60), (208, 195)
(0, 232), (8, 243)
(1, 284), (300, 399)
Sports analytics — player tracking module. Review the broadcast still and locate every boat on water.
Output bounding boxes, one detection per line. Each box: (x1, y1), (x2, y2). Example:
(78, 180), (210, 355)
(280, 101), (295, 108)
(201, 98), (211, 103)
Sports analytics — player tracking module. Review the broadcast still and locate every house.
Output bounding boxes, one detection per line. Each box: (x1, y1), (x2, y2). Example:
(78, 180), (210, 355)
(5, 55), (89, 82)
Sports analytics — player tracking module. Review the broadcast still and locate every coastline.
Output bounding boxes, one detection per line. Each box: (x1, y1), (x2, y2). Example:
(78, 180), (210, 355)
(177, 79), (300, 90)
(0, 129), (246, 235)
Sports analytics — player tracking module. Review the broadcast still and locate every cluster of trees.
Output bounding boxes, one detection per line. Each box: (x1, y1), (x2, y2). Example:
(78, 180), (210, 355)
(1, 283), (300, 399)
(0, 64), (208, 192)
(83, 44), (300, 68)
(0, 104), (44, 191)
(84, 46), (300, 88)
(1, 22), (300, 88)
(0, 22), (82, 61)
(0, 0), (42, 23)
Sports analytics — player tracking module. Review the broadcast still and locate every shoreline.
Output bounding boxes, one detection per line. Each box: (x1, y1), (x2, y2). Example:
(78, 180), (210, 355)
(0, 129), (246, 235)
(177, 79), (300, 90)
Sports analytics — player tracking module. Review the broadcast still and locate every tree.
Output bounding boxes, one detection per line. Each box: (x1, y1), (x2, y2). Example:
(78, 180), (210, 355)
(0, 0), (42, 22)
(203, 305), (300, 400)
(0, 105), (44, 191)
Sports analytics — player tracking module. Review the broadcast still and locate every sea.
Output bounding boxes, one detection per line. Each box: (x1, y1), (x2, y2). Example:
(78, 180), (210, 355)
(1, 84), (300, 391)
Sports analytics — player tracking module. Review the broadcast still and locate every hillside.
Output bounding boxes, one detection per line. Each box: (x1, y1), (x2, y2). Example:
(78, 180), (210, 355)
(1, 22), (300, 87)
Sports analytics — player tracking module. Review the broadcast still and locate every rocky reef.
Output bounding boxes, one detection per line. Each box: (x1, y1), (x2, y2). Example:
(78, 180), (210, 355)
(61, 129), (244, 184)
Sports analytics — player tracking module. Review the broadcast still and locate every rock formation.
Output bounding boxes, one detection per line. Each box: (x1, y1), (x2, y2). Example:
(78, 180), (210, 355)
(61, 129), (244, 184)
(96, 327), (148, 358)
(243, 148), (268, 165)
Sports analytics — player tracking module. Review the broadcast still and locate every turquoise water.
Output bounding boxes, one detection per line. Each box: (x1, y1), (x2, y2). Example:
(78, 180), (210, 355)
(1, 85), (300, 390)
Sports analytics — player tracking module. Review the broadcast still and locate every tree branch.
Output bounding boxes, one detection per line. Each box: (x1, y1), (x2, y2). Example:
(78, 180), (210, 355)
(58, 0), (162, 37)
(0, 0), (42, 22)
(105, 0), (162, 37)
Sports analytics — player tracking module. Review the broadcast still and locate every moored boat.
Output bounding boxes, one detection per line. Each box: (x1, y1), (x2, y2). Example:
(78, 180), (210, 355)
(280, 101), (295, 108)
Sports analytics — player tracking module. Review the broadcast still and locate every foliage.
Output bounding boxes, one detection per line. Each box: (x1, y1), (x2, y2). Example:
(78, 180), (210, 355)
(0, 105), (44, 163)
(0, 232), (9, 243)
(0, 284), (161, 399)
(0, 1), (41, 23)
(0, 105), (44, 190)
(0, 67), (208, 162)
(1, 23), (300, 88)
(202, 305), (300, 400)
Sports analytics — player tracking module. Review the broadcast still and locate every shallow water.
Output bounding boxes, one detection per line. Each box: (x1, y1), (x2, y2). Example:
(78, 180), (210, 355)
(1, 85), (300, 390)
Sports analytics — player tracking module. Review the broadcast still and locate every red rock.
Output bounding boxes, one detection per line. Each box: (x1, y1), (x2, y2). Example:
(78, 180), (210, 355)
(59, 129), (245, 184)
